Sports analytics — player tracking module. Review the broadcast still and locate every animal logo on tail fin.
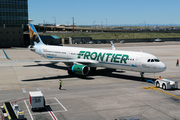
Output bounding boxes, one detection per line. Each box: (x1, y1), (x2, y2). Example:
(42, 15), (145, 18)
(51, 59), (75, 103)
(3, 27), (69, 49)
(28, 24), (44, 45)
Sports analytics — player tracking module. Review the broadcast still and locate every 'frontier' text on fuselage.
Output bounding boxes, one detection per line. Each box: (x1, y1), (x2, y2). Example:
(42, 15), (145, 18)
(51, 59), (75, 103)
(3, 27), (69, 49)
(77, 51), (129, 64)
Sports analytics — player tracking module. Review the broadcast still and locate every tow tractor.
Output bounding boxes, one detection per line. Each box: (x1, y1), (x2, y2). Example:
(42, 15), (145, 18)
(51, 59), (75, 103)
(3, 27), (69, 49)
(155, 79), (178, 90)
(145, 78), (178, 90)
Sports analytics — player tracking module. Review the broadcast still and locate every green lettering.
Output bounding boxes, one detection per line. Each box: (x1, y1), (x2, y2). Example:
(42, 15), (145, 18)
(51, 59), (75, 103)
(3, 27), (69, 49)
(84, 51), (91, 59)
(90, 52), (97, 60)
(111, 54), (115, 62)
(106, 53), (113, 62)
(120, 55), (129, 64)
(78, 51), (85, 58)
(114, 54), (122, 63)
(97, 52), (106, 61)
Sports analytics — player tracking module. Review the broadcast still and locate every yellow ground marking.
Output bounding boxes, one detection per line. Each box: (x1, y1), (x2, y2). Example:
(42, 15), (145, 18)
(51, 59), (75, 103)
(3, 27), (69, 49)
(25, 87), (31, 88)
(5, 88), (10, 90)
(46, 85), (50, 87)
(55, 85), (59, 86)
(142, 86), (180, 99)
(91, 82), (96, 84)
(74, 83), (78, 85)
(125, 79), (129, 81)
(64, 84), (69, 86)
(142, 86), (156, 90)
(83, 83), (87, 84)
(117, 80), (121, 82)
(153, 88), (180, 99)
(100, 81), (104, 83)
(108, 81), (113, 82)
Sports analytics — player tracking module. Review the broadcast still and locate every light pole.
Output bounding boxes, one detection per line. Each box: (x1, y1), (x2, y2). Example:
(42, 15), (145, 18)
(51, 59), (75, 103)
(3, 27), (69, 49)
(72, 17), (74, 33)
(101, 21), (103, 29)
(43, 20), (47, 31)
(53, 17), (56, 31)
(105, 18), (107, 26)
(144, 21), (146, 33)
(93, 21), (96, 32)
(66, 22), (69, 26)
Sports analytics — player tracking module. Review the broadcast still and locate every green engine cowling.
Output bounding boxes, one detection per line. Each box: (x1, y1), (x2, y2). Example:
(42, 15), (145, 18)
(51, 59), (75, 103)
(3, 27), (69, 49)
(72, 64), (89, 75)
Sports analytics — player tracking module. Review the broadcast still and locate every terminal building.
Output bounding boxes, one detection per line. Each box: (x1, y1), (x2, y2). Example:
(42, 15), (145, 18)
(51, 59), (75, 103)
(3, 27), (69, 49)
(0, 0), (28, 48)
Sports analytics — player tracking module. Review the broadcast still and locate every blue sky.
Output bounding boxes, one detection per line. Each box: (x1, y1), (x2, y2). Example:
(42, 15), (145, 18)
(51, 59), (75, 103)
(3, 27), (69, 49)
(28, 0), (180, 26)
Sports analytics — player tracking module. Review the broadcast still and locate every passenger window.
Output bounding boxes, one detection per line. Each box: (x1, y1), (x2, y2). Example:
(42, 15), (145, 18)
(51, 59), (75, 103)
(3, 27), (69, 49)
(151, 59), (154, 62)
(147, 59), (150, 62)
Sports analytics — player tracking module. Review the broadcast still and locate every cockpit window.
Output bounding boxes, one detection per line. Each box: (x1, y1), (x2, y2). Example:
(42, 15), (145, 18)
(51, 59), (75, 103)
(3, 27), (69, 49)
(147, 59), (160, 62)
(154, 59), (160, 62)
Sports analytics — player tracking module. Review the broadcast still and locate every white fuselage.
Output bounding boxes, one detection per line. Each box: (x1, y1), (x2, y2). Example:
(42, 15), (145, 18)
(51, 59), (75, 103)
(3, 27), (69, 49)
(34, 45), (166, 73)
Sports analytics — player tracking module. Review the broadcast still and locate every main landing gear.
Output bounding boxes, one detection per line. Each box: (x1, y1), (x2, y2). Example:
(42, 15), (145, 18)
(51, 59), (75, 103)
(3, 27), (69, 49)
(90, 67), (96, 71)
(68, 69), (74, 75)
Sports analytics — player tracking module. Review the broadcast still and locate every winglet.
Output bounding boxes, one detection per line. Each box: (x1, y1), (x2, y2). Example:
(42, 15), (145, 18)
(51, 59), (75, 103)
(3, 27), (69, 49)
(110, 41), (116, 50)
(2, 49), (10, 60)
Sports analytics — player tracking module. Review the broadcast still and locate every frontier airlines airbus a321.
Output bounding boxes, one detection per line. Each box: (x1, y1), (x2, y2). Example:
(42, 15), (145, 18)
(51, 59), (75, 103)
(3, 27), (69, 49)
(3, 24), (166, 78)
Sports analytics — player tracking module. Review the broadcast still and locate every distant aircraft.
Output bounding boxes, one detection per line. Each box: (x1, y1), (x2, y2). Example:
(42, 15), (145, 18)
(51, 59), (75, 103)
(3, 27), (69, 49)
(3, 24), (166, 78)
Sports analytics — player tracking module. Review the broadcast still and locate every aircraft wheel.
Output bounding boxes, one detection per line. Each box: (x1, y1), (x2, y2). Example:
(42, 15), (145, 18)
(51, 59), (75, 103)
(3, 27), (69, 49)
(90, 67), (96, 71)
(68, 70), (74, 75)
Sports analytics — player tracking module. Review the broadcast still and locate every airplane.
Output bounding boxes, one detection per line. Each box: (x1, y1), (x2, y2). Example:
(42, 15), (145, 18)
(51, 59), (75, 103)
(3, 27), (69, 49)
(3, 24), (166, 79)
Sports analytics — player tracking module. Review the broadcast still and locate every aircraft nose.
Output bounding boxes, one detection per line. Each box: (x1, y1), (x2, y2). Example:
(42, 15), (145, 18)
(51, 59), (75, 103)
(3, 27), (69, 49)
(159, 62), (166, 72)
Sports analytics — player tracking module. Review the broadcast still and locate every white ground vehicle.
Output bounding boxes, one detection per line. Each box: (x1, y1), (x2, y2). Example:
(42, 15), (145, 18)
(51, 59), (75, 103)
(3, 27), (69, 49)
(29, 91), (45, 111)
(155, 79), (178, 90)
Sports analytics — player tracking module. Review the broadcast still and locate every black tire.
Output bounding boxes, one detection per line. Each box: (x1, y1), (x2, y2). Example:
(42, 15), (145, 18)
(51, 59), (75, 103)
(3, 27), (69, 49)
(90, 67), (96, 71)
(68, 70), (74, 75)
(162, 84), (166, 90)
(156, 81), (160, 88)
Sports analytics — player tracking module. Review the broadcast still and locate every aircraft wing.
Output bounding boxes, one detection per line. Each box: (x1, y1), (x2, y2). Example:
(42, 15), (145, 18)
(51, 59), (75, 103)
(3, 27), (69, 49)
(2, 49), (99, 64)
(33, 59), (99, 64)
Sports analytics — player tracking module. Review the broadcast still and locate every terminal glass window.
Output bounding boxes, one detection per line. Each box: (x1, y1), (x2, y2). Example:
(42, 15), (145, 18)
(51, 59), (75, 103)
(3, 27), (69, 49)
(0, 0), (28, 26)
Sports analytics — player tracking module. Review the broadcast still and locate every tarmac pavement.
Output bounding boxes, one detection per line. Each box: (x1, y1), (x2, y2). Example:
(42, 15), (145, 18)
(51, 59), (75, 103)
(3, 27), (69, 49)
(0, 42), (180, 120)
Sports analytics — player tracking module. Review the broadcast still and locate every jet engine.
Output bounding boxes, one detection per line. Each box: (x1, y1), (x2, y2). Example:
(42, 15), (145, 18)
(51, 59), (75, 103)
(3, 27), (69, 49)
(71, 64), (89, 75)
